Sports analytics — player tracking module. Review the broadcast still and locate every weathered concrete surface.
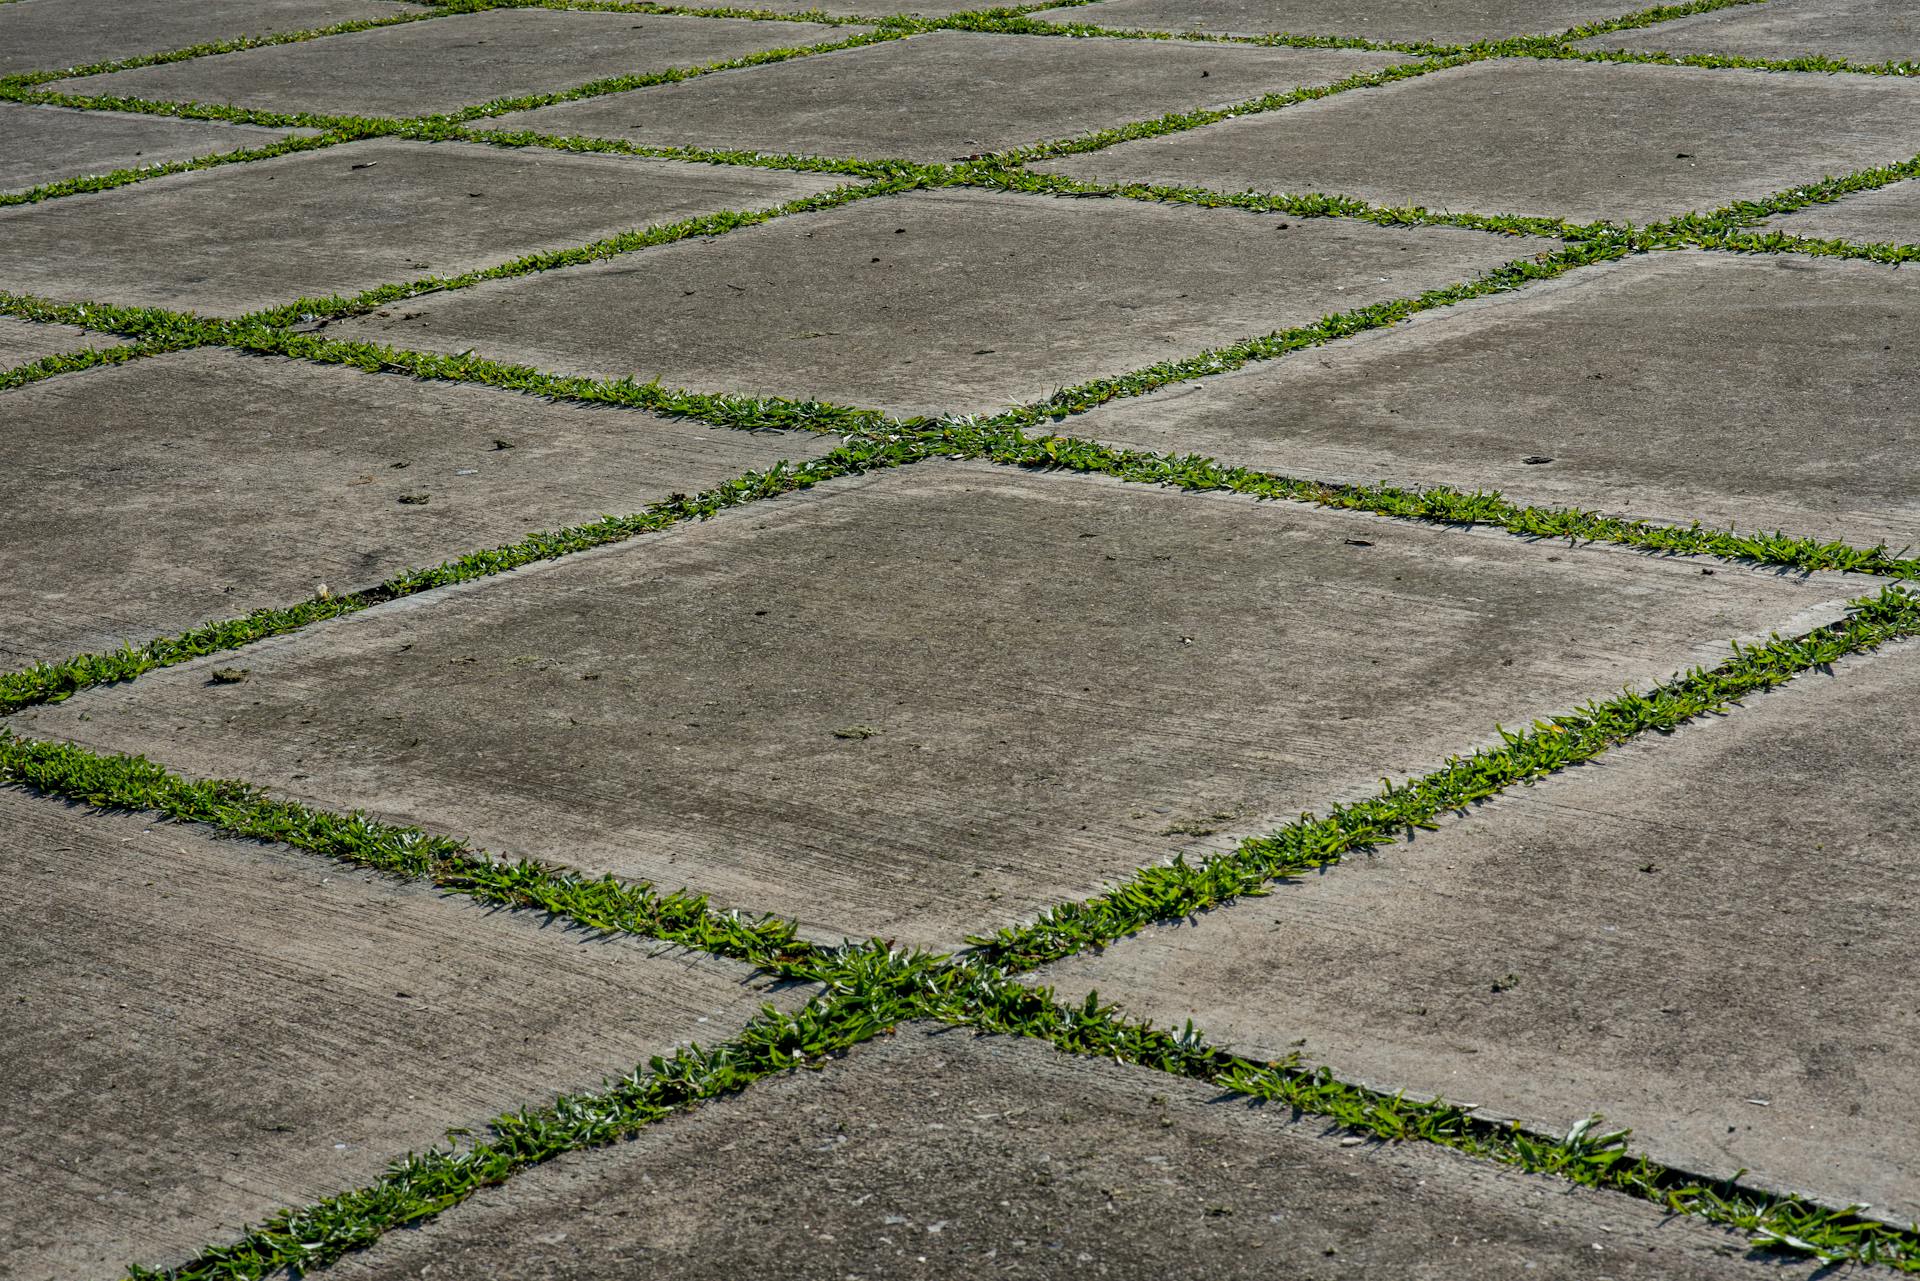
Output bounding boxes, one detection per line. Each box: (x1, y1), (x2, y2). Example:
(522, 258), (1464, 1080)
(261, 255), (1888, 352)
(55, 9), (864, 120)
(1575, 0), (1917, 65)
(0, 317), (112, 369)
(489, 33), (1406, 164)
(0, 786), (807, 1281)
(1035, 638), (1920, 1225)
(328, 1025), (1783, 1280)
(1761, 178), (1920, 247)
(0, 0), (418, 77)
(1049, 252), (1920, 549)
(0, 104), (309, 194)
(0, 349), (835, 667)
(18, 463), (1870, 948)
(679, 0), (1010, 13)
(0, 140), (842, 314)
(329, 189), (1547, 418)
(1030, 0), (1634, 43)
(1038, 58), (1920, 225)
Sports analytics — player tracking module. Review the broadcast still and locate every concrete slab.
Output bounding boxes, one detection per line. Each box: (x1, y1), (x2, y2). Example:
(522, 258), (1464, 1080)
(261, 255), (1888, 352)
(1574, 0), (1917, 66)
(488, 33), (1406, 164)
(1045, 251), (1920, 550)
(1029, 0), (1640, 44)
(1037, 58), (1920, 225)
(679, 0), (1004, 13)
(0, 139), (844, 315)
(0, 316), (113, 370)
(0, 786), (807, 1281)
(0, 0), (418, 78)
(15, 463), (1870, 948)
(327, 1025), (1780, 1281)
(52, 9), (867, 120)
(0, 348), (836, 668)
(1761, 178), (1920, 246)
(1033, 638), (1920, 1223)
(327, 189), (1549, 418)
(0, 102), (309, 194)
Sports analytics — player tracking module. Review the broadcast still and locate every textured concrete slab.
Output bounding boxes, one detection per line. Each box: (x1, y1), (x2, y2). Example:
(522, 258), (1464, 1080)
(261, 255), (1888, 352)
(0, 786), (806, 1281)
(329, 189), (1546, 418)
(0, 0), (419, 77)
(0, 317), (113, 369)
(328, 1026), (1779, 1280)
(1038, 59), (1920, 225)
(53, 10), (866, 120)
(0, 103), (309, 194)
(1048, 252), (1920, 549)
(680, 0), (1003, 13)
(0, 140), (843, 314)
(17, 463), (1869, 947)
(1575, 0), (1917, 65)
(1761, 179), (1920, 246)
(1030, 0), (1636, 43)
(489, 33), (1405, 163)
(1034, 638), (1920, 1224)
(0, 349), (835, 667)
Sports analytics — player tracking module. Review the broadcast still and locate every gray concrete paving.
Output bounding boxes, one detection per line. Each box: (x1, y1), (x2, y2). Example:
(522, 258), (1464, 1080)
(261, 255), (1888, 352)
(488, 33), (1406, 163)
(0, 139), (842, 314)
(1029, 0), (1645, 44)
(0, 316), (113, 369)
(53, 9), (864, 120)
(16, 463), (1869, 947)
(1034, 638), (1920, 1224)
(1762, 178), (1920, 246)
(1574, 0), (1917, 65)
(0, 103), (310, 194)
(0, 349), (835, 667)
(328, 189), (1547, 418)
(1040, 251), (1920, 549)
(0, 786), (807, 1281)
(326, 1025), (1780, 1280)
(1038, 58), (1920, 224)
(0, 0), (419, 77)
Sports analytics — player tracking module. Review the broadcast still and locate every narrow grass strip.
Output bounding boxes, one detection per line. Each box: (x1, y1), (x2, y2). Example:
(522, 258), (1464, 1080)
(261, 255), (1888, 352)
(0, 341), (169, 391)
(237, 178), (904, 327)
(999, 53), (1461, 163)
(116, 977), (931, 1281)
(1527, 42), (1920, 77)
(927, 973), (1920, 1267)
(0, 730), (820, 968)
(0, 434), (923, 717)
(940, 421), (1919, 578)
(965, 583), (1920, 969)
(0, 131), (352, 207)
(967, 165), (1604, 239)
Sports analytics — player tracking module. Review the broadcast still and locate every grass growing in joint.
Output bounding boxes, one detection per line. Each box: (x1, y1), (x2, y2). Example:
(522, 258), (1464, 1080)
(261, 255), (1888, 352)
(0, 434), (927, 717)
(966, 584), (1920, 969)
(925, 972), (1920, 1269)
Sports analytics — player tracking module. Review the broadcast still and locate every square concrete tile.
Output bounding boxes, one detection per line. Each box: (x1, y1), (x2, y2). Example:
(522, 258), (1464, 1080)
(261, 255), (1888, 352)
(1761, 178), (1920, 246)
(0, 316), (114, 369)
(1574, 0), (1917, 65)
(1033, 638), (1920, 1224)
(1037, 58), (1920, 225)
(0, 349), (836, 668)
(0, 102), (309, 194)
(1047, 251), (1920, 549)
(328, 189), (1550, 418)
(52, 9), (866, 120)
(488, 33), (1406, 163)
(16, 463), (1870, 947)
(1029, 0), (1660, 44)
(0, 0), (419, 77)
(0, 786), (807, 1281)
(325, 1026), (1780, 1281)
(0, 139), (844, 314)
